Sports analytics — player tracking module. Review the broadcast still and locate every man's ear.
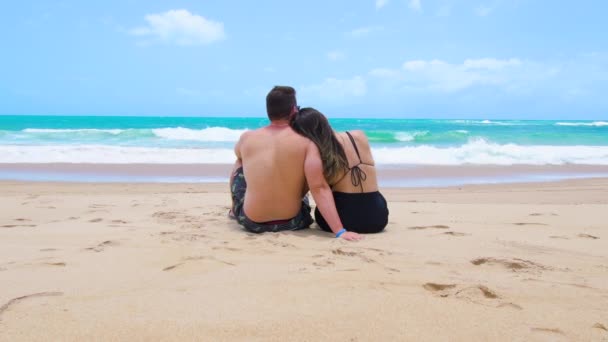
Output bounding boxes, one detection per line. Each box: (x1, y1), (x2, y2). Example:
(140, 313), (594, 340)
(289, 107), (298, 120)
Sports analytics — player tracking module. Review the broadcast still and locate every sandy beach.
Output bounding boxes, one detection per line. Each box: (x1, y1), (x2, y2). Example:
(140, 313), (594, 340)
(1, 179), (607, 341)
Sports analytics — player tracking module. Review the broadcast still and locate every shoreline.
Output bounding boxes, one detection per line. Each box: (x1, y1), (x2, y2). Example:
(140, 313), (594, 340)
(2, 163), (608, 187)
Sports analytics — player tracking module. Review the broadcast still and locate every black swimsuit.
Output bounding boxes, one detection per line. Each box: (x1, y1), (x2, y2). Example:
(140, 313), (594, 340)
(315, 132), (389, 234)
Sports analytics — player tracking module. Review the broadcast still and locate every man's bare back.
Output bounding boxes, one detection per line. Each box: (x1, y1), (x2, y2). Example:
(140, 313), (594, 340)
(235, 125), (310, 222)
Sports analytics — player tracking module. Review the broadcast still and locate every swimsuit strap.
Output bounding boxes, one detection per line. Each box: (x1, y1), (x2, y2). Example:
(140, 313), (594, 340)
(344, 131), (367, 191)
(345, 131), (363, 164)
(349, 164), (367, 192)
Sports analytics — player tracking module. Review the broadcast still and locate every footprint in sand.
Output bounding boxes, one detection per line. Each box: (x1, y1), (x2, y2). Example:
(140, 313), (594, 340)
(43, 262), (66, 267)
(152, 211), (181, 220)
(549, 236), (570, 240)
(267, 239), (296, 248)
(209, 209), (230, 218)
(332, 248), (375, 263)
(176, 255), (236, 268)
(163, 256), (238, 272)
(0, 292), (63, 320)
(531, 327), (566, 337)
(442, 231), (468, 236)
(85, 240), (119, 252)
(497, 302), (523, 310)
(160, 231), (208, 242)
(456, 285), (500, 300)
(471, 257), (550, 272)
(513, 222), (548, 226)
(409, 225), (449, 230)
(313, 259), (335, 268)
(423, 283), (509, 307)
(313, 247), (391, 269)
(1, 224), (37, 228)
(162, 263), (184, 271)
(211, 246), (241, 252)
(359, 247), (393, 257)
(423, 283), (457, 297)
(89, 204), (115, 209)
(593, 323), (607, 331)
(88, 218), (103, 223)
(578, 233), (599, 239)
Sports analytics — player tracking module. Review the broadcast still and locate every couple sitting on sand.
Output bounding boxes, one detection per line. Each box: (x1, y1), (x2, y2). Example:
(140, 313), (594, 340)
(229, 86), (389, 241)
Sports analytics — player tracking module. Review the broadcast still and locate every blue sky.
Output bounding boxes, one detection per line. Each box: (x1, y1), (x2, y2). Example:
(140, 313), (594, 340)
(0, 0), (607, 119)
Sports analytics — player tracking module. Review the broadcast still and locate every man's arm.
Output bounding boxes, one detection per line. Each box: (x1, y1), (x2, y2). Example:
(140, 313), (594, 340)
(304, 142), (362, 241)
(230, 133), (245, 188)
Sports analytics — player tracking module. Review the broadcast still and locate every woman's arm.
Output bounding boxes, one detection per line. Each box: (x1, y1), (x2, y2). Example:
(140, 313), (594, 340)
(304, 142), (362, 241)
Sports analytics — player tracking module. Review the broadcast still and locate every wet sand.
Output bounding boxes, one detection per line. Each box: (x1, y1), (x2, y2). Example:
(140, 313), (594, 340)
(2, 163), (608, 186)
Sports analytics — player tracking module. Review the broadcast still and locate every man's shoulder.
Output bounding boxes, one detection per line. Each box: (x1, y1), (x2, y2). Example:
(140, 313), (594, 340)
(238, 128), (262, 141)
(288, 129), (314, 147)
(240, 127), (310, 145)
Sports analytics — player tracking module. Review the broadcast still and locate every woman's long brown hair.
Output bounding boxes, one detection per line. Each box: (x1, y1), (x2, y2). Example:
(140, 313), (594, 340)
(290, 107), (349, 184)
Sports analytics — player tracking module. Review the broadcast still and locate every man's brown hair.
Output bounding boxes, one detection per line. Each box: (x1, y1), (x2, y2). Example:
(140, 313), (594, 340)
(266, 86), (296, 120)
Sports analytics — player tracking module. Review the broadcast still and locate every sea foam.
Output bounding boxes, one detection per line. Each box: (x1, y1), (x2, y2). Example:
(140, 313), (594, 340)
(555, 121), (608, 127)
(2, 139), (608, 165)
(151, 127), (247, 141)
(9, 127), (248, 144)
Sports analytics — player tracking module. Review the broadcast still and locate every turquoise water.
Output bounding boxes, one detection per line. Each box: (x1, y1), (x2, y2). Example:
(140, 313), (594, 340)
(0, 115), (607, 165)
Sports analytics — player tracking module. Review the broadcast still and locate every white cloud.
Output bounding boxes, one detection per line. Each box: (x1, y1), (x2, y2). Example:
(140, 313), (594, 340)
(130, 9), (225, 46)
(409, 0), (422, 11)
(302, 76), (367, 99)
(474, 5), (492, 16)
(327, 50), (346, 61)
(369, 58), (527, 92)
(348, 26), (383, 38)
(307, 56), (601, 104)
(376, 0), (389, 9)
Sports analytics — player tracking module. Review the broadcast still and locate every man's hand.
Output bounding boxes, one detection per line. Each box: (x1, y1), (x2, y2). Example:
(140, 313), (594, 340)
(341, 231), (363, 241)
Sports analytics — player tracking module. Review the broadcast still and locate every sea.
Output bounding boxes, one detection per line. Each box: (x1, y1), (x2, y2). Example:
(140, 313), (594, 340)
(1, 115), (608, 185)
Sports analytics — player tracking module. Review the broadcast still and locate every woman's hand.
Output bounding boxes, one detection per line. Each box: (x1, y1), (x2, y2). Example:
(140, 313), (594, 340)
(341, 231), (363, 241)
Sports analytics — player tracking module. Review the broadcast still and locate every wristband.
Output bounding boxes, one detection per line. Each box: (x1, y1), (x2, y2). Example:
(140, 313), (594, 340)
(335, 228), (347, 238)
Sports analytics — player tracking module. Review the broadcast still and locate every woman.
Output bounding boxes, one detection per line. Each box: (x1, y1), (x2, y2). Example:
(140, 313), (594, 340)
(291, 107), (388, 234)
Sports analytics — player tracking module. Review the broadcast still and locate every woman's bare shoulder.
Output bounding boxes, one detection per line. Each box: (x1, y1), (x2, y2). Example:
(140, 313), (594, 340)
(347, 130), (370, 145)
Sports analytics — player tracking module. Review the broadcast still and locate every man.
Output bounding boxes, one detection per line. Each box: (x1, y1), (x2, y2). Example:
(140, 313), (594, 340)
(229, 86), (362, 240)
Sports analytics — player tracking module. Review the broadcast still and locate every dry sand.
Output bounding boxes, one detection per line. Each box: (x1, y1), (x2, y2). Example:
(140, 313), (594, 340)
(0, 179), (607, 341)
